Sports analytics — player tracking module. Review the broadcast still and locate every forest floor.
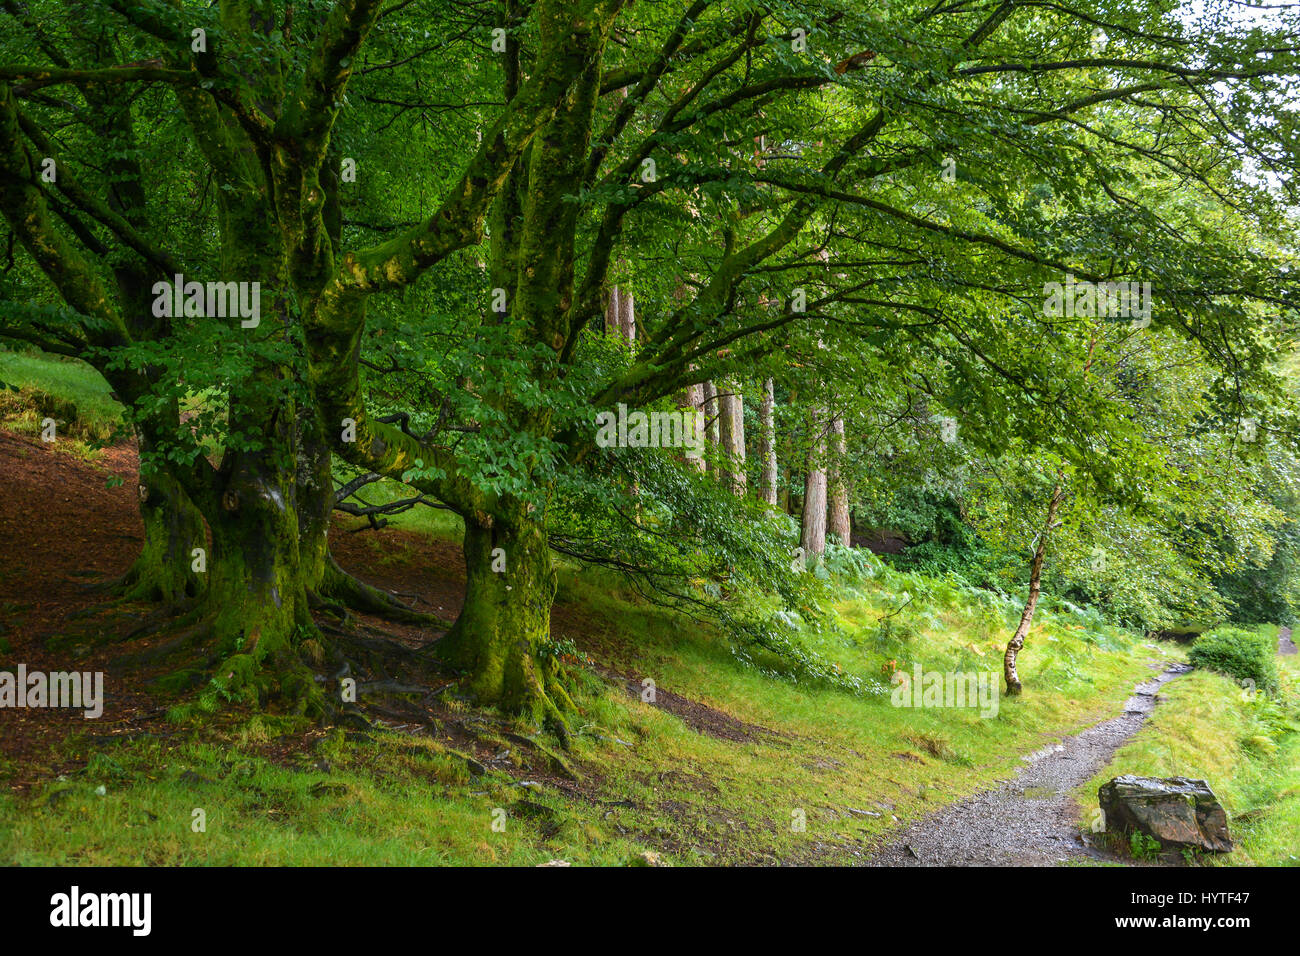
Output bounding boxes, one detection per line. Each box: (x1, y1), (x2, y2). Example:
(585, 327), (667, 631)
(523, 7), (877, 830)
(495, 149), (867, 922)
(0, 419), (1294, 866)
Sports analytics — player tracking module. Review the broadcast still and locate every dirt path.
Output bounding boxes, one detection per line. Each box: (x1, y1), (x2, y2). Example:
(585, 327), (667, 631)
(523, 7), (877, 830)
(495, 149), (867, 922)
(1279, 626), (1296, 656)
(868, 663), (1191, 866)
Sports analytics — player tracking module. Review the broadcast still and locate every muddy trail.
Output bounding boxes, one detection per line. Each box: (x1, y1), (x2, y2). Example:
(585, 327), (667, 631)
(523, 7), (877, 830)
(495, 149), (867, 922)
(868, 663), (1191, 867)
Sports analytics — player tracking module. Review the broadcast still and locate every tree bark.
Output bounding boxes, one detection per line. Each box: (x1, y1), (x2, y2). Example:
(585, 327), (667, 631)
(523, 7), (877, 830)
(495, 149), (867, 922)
(186, 202), (318, 708)
(197, 414), (318, 710)
(620, 287), (635, 344)
(114, 447), (207, 604)
(757, 378), (778, 505)
(432, 512), (572, 735)
(1003, 481), (1065, 695)
(702, 380), (720, 477)
(801, 410), (828, 556)
(828, 413), (852, 545)
(605, 285), (622, 338)
(605, 284), (634, 344)
(681, 381), (706, 473)
(296, 407), (335, 596)
(717, 379), (747, 495)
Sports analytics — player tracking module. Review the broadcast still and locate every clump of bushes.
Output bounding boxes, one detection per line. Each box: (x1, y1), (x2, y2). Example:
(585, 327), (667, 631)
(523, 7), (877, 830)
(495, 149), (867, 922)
(1188, 627), (1279, 695)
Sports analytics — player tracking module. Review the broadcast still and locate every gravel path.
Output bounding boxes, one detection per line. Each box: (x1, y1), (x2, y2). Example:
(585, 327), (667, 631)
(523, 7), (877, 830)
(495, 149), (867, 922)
(1279, 626), (1297, 656)
(867, 662), (1191, 866)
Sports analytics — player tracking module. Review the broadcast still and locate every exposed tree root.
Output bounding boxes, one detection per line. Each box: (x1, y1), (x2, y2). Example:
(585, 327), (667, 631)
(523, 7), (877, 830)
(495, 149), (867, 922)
(82, 569), (190, 605)
(116, 618), (214, 667)
(319, 556), (453, 629)
(318, 619), (443, 684)
(428, 626), (578, 751)
(307, 590), (353, 623)
(129, 596), (208, 637)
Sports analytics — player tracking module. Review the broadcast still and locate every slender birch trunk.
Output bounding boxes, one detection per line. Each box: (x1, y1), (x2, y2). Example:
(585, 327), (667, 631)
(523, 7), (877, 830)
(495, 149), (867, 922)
(758, 378), (778, 505)
(682, 381), (706, 473)
(828, 413), (852, 545)
(1003, 480), (1066, 695)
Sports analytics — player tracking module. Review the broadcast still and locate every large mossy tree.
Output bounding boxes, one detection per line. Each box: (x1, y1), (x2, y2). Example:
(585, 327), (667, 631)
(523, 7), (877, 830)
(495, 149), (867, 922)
(0, 0), (1296, 727)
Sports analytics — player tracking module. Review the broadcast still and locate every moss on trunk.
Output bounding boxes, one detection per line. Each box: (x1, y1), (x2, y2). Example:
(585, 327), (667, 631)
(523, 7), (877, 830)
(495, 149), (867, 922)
(193, 455), (322, 715)
(112, 463), (207, 604)
(433, 515), (573, 738)
(296, 407), (335, 595)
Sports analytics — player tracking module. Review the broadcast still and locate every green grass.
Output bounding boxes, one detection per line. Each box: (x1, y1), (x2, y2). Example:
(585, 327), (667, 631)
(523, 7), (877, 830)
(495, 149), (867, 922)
(540, 562), (1170, 863)
(0, 727), (643, 866)
(333, 469), (465, 540)
(0, 349), (123, 444)
(1078, 650), (1299, 866)
(1, 553), (1174, 866)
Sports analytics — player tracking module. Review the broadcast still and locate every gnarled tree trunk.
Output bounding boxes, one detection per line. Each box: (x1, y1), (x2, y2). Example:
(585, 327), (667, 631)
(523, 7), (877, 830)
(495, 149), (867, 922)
(197, 451), (317, 710)
(433, 512), (572, 735)
(113, 429), (207, 604)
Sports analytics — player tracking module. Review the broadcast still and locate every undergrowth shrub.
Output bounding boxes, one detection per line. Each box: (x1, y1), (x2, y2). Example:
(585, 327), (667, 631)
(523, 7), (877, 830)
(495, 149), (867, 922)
(1188, 627), (1279, 695)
